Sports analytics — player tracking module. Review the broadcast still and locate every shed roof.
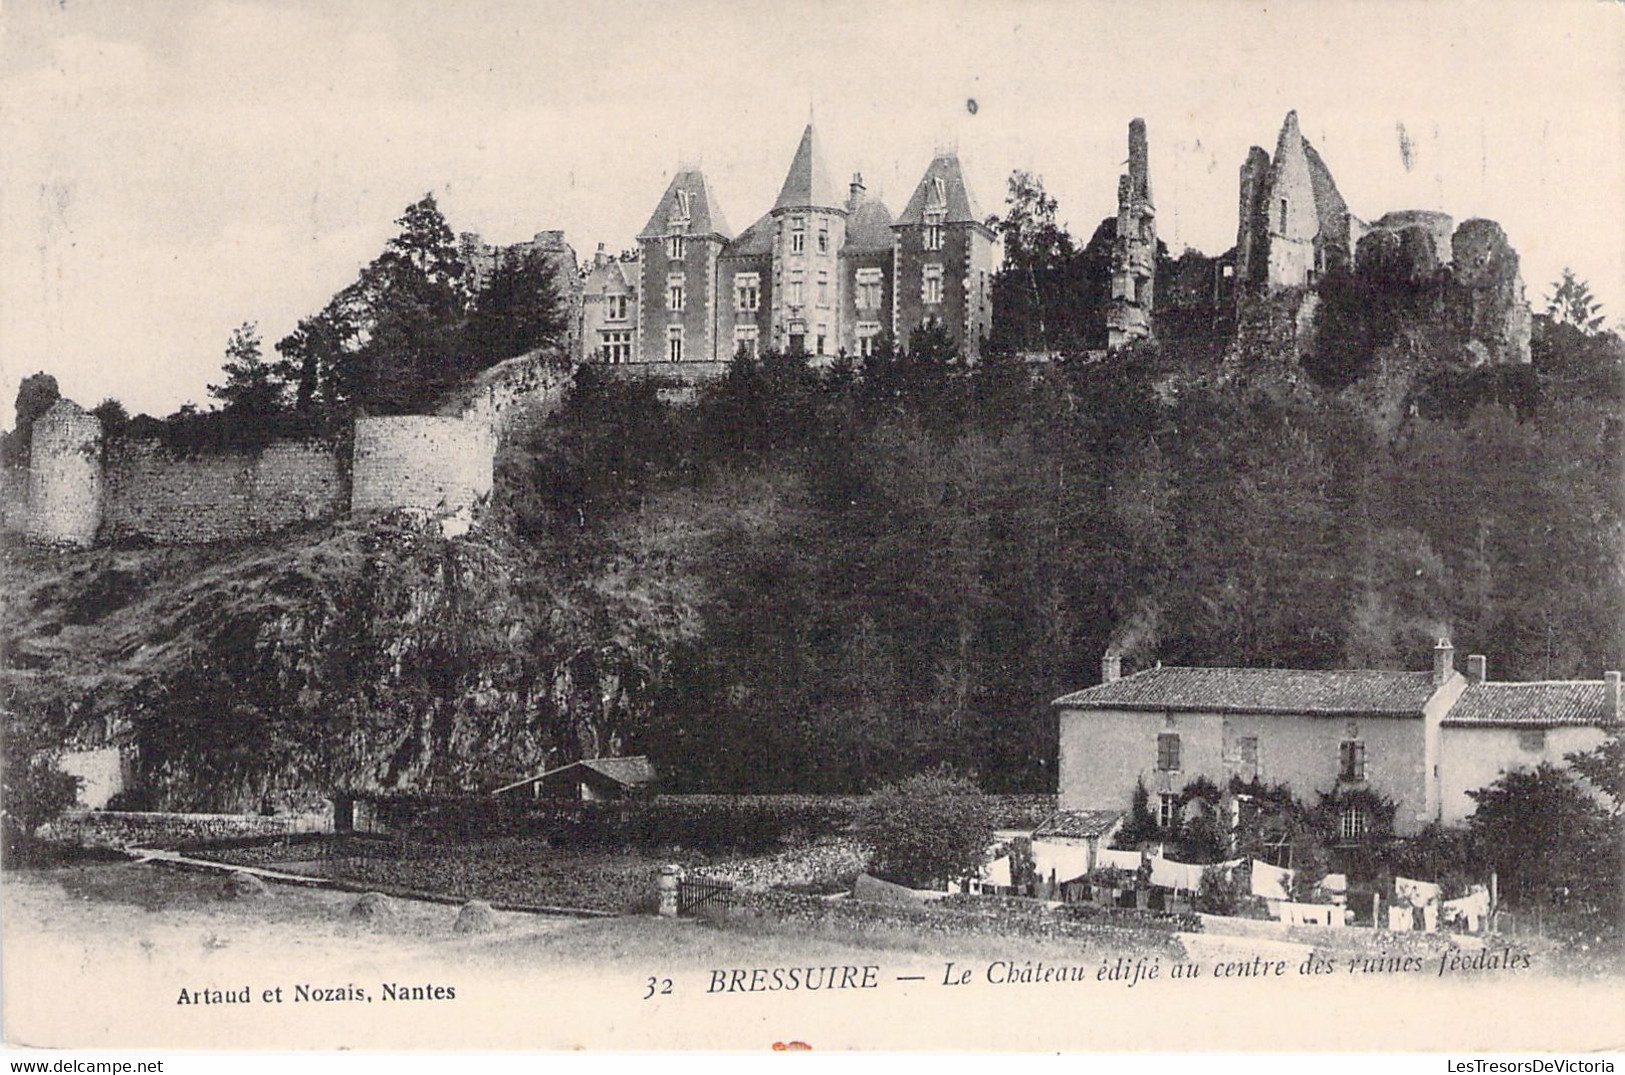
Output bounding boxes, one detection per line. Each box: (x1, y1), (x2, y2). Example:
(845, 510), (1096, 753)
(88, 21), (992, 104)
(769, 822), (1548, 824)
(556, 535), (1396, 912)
(1032, 810), (1124, 840)
(1442, 682), (1620, 728)
(1052, 666), (1439, 718)
(492, 755), (657, 794)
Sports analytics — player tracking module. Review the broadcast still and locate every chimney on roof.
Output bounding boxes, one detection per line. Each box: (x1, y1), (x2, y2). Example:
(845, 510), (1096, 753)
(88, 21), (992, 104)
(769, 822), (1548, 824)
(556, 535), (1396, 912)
(1433, 638), (1454, 686)
(1607, 670), (1620, 721)
(848, 172), (866, 212)
(1102, 652), (1122, 684)
(594, 242), (608, 269)
(1466, 654), (1486, 684)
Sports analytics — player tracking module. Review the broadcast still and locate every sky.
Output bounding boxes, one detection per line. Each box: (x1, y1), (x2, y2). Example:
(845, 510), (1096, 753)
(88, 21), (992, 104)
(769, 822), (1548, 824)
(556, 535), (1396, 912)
(2, 0), (1622, 427)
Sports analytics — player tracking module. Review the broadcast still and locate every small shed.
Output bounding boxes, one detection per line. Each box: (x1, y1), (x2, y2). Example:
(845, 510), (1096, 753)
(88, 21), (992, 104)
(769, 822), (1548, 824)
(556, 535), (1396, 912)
(493, 756), (657, 801)
(1030, 809), (1125, 887)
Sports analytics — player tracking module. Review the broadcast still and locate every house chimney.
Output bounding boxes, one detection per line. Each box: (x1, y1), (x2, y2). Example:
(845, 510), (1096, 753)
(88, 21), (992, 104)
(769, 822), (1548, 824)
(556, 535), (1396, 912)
(848, 171), (866, 212)
(1466, 654), (1486, 684)
(1432, 638), (1454, 685)
(1102, 652), (1122, 683)
(594, 242), (608, 269)
(1607, 670), (1621, 721)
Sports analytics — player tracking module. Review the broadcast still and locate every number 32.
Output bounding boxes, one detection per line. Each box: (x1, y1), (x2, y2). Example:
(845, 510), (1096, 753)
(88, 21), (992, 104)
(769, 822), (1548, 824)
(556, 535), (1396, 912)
(643, 977), (673, 1000)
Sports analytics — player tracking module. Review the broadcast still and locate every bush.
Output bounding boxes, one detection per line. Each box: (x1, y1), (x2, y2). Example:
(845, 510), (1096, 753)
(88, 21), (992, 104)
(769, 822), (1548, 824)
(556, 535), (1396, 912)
(1, 719), (80, 855)
(857, 768), (994, 888)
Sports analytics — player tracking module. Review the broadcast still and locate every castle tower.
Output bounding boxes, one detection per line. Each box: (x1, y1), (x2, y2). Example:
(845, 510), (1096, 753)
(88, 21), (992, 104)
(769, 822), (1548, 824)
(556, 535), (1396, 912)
(767, 124), (847, 361)
(1234, 111), (1354, 294)
(892, 151), (996, 360)
(635, 167), (732, 364)
(1107, 118), (1156, 349)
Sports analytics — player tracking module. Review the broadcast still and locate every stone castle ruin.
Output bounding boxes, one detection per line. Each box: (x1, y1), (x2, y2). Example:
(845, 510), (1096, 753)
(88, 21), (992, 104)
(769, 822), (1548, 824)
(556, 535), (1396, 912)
(7, 109), (1536, 549)
(1135, 110), (1533, 367)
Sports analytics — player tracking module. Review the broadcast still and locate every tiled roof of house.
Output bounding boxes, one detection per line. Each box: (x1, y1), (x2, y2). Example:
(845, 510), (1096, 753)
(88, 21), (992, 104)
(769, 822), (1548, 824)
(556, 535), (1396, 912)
(639, 169), (732, 240)
(722, 212), (775, 258)
(1442, 682), (1620, 728)
(773, 124), (842, 212)
(844, 196), (895, 254)
(896, 153), (988, 229)
(1052, 666), (1439, 717)
(492, 754), (657, 794)
(580, 755), (658, 786)
(1032, 810), (1124, 840)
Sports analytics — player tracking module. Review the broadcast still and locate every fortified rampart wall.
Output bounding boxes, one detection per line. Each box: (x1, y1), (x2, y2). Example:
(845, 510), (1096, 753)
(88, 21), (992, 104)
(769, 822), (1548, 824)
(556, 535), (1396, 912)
(350, 416), (494, 515)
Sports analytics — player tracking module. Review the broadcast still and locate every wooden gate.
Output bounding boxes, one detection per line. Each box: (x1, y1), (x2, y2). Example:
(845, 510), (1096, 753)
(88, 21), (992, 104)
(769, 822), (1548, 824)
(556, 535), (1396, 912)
(677, 876), (737, 917)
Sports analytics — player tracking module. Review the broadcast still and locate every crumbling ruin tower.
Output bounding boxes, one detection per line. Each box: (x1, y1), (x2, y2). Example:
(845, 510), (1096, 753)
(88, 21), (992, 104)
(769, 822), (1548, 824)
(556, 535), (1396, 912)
(26, 399), (104, 546)
(1235, 110), (1355, 293)
(1107, 118), (1156, 349)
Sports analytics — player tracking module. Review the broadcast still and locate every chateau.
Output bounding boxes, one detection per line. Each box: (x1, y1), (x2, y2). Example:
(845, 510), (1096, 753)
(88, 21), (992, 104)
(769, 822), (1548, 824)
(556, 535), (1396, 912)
(581, 124), (995, 375)
(6, 109), (1541, 550)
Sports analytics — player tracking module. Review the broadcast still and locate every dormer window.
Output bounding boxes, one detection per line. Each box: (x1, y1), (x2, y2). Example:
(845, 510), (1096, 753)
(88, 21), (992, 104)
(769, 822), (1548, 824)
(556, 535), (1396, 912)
(928, 176), (947, 208)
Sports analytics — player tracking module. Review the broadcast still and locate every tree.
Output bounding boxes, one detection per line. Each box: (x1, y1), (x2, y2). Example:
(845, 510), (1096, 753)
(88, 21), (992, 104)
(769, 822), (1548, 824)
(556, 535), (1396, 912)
(988, 171), (1077, 354)
(1466, 763), (1614, 914)
(91, 398), (130, 439)
(1546, 268), (1606, 333)
(5, 372), (60, 465)
(1, 716), (81, 854)
(208, 322), (284, 417)
(858, 768), (994, 887)
(464, 247), (569, 367)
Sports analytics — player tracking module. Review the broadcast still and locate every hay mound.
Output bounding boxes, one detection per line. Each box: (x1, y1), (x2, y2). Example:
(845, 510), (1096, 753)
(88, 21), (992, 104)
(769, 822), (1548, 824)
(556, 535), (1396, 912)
(349, 892), (397, 923)
(454, 899), (496, 934)
(220, 870), (269, 900)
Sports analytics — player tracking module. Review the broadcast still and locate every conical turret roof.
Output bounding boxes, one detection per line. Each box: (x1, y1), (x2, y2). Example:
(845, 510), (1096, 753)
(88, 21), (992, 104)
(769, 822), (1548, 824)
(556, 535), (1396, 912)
(773, 124), (842, 212)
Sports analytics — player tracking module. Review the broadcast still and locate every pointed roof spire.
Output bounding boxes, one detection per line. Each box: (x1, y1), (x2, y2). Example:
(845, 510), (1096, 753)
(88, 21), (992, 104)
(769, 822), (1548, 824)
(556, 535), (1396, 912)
(638, 167), (732, 240)
(773, 123), (842, 212)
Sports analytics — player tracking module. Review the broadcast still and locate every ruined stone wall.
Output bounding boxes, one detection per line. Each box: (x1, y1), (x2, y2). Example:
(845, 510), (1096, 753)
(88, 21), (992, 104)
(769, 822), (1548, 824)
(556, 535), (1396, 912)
(26, 400), (104, 546)
(351, 415), (494, 514)
(1448, 218), (1532, 365)
(102, 440), (346, 544)
(1, 466), (29, 534)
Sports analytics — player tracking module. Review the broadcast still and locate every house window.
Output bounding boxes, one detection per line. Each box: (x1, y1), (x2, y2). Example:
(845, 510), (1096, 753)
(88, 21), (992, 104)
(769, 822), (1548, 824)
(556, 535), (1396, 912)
(1339, 739), (1366, 782)
(818, 222), (829, 254)
(1340, 805), (1368, 842)
(734, 324), (759, 358)
(788, 270), (804, 308)
(1236, 736), (1259, 782)
(788, 331), (806, 356)
(1158, 793), (1180, 830)
(734, 273), (760, 313)
(817, 270), (829, 307)
(1156, 733), (1181, 772)
(605, 294), (628, 322)
(666, 235), (686, 260)
(856, 268), (883, 310)
(856, 321), (881, 358)
(667, 273), (685, 312)
(599, 330), (632, 364)
(924, 210), (945, 252)
(1518, 729), (1547, 753)
(666, 326), (683, 363)
(790, 216), (805, 255)
(815, 324), (827, 356)
(922, 263), (944, 305)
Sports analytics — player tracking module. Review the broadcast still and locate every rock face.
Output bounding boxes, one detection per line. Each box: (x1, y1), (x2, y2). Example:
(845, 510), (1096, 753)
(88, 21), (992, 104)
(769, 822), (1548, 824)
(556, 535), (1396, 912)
(1448, 218), (1533, 365)
(3, 510), (702, 812)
